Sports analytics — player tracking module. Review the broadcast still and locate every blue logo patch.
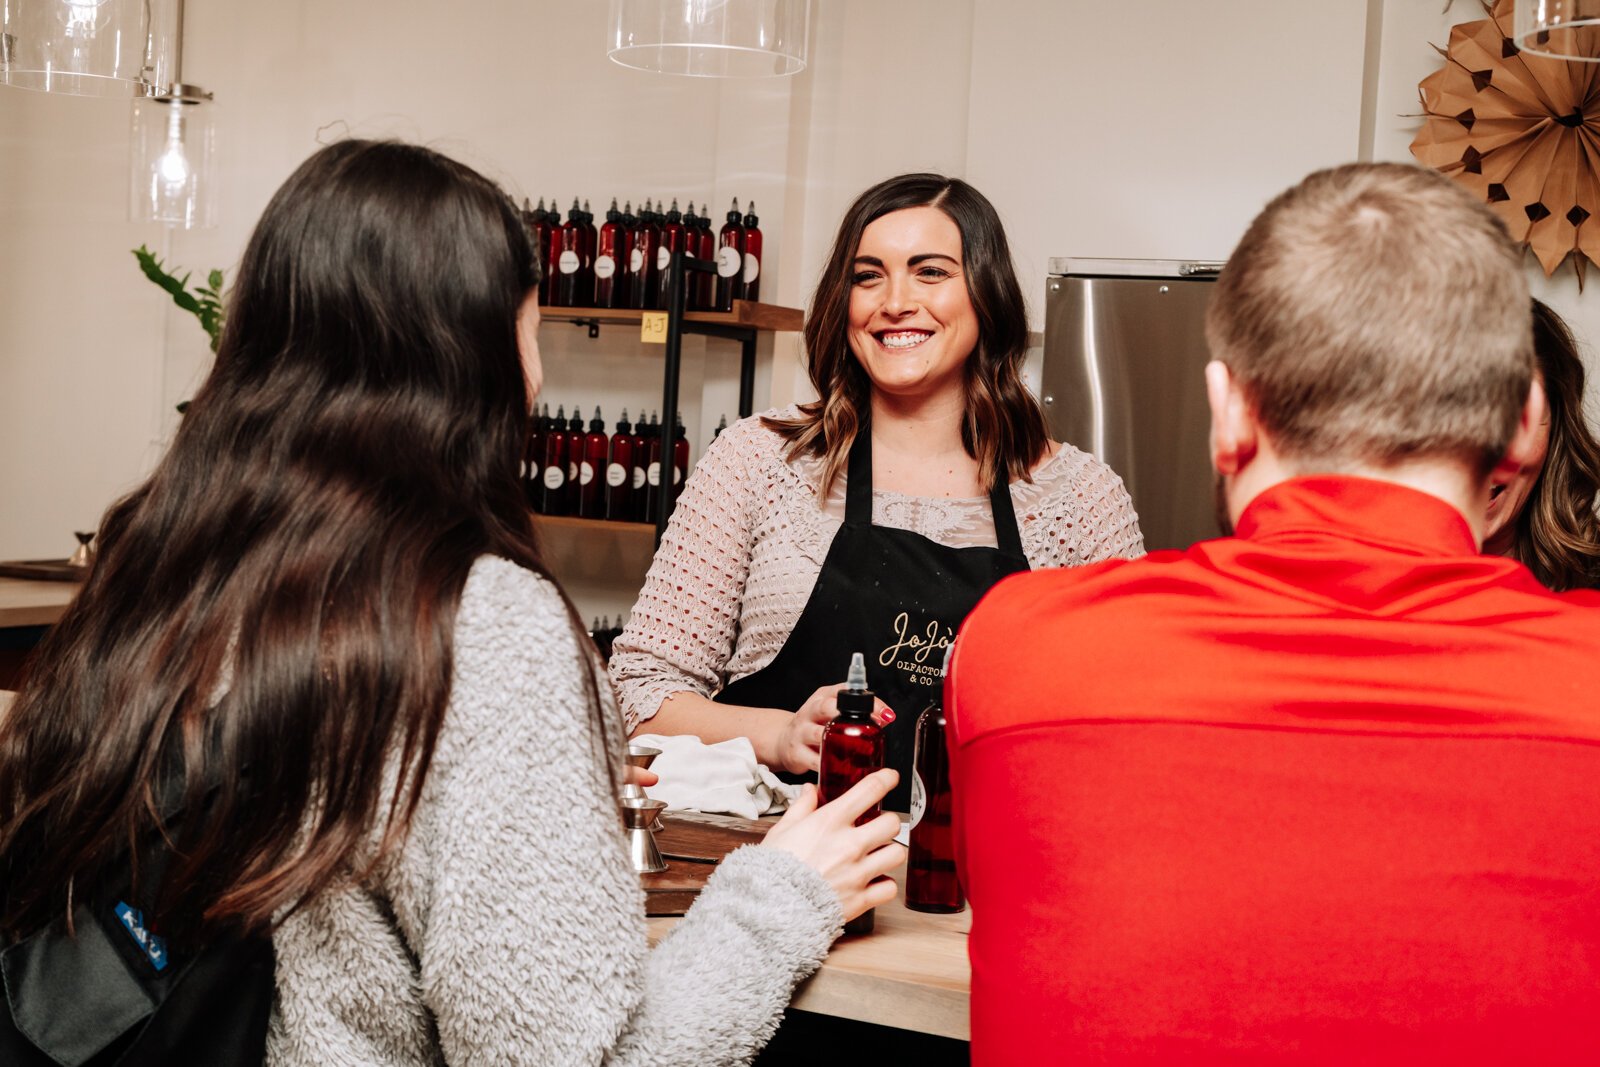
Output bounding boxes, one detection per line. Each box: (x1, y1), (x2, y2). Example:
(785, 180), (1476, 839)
(114, 902), (169, 972)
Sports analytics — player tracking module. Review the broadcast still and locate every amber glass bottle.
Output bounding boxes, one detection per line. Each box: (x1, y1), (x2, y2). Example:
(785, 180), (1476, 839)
(906, 650), (964, 913)
(538, 405), (570, 515)
(715, 198), (746, 311)
(819, 653), (885, 935)
(741, 201), (763, 304)
(606, 410), (635, 522)
(578, 408), (609, 518)
(657, 199), (686, 309)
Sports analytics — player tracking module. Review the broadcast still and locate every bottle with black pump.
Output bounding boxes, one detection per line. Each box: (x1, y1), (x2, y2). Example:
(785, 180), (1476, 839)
(712, 414), (728, 439)
(543, 198), (565, 306)
(741, 201), (763, 304)
(695, 210), (716, 309)
(818, 652), (886, 935)
(539, 404), (570, 515)
(556, 198), (583, 307)
(715, 197), (746, 311)
(578, 407), (609, 518)
(579, 199), (598, 307)
(606, 409), (636, 522)
(906, 646), (964, 913)
(657, 199), (686, 309)
(630, 199), (661, 310)
(525, 199), (551, 306)
(621, 200), (640, 306)
(631, 411), (654, 522)
(565, 409), (585, 508)
(595, 198), (625, 308)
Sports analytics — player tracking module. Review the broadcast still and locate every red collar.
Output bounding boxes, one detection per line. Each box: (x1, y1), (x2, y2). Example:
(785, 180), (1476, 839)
(1234, 476), (1478, 557)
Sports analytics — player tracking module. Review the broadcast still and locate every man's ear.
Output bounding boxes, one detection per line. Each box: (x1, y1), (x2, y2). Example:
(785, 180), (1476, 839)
(1493, 377), (1548, 480)
(1206, 360), (1258, 477)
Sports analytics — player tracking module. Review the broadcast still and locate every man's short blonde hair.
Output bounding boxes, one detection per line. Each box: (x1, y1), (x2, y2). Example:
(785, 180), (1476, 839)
(1205, 163), (1532, 476)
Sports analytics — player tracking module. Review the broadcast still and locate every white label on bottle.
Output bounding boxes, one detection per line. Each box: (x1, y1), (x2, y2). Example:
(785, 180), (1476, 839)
(558, 249), (580, 275)
(630, 248), (645, 273)
(594, 254), (616, 279)
(716, 245), (741, 278)
(656, 246), (671, 271)
(543, 466), (565, 489)
(568, 461), (578, 480)
(579, 461), (595, 486)
(673, 464), (683, 485)
(632, 466), (647, 490)
(743, 251), (760, 284)
(647, 461), (661, 487)
(606, 462), (627, 487)
(909, 770), (927, 830)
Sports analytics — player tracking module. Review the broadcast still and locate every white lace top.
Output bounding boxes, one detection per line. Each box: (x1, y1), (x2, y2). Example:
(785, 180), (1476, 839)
(608, 407), (1145, 729)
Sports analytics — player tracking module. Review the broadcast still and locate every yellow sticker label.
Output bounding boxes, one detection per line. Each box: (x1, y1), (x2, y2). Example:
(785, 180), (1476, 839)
(640, 312), (668, 345)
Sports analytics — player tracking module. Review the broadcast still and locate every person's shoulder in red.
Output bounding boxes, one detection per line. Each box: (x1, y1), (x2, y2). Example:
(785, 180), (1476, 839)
(948, 545), (1200, 749)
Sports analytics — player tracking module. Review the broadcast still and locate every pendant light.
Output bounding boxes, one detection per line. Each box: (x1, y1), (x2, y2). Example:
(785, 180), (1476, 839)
(1515, 1), (1600, 61)
(608, 0), (810, 78)
(126, 0), (215, 228)
(1, 0), (178, 96)
(129, 81), (216, 228)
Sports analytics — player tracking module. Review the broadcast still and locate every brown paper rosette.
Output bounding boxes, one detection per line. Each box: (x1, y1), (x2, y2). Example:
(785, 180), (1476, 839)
(1413, 0), (1600, 283)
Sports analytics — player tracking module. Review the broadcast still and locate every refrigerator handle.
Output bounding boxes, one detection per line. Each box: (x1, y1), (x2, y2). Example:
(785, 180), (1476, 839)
(1178, 262), (1226, 277)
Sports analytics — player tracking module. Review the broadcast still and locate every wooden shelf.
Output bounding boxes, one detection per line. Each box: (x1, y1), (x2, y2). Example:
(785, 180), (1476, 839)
(540, 299), (803, 333)
(535, 514), (656, 536)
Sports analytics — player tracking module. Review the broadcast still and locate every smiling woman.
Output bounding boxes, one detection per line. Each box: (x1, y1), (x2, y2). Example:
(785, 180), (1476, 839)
(1482, 298), (1600, 591)
(609, 173), (1145, 813)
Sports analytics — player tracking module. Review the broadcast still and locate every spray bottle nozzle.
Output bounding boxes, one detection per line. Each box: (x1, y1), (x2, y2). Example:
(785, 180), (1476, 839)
(838, 652), (875, 716)
(847, 652), (867, 691)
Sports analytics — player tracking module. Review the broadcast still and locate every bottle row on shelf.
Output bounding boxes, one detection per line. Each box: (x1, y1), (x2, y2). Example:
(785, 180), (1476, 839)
(522, 404), (728, 523)
(589, 616), (627, 662)
(525, 196), (764, 313)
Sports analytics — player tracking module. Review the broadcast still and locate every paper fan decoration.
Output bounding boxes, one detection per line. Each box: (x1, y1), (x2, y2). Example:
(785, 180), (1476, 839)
(1412, 0), (1600, 283)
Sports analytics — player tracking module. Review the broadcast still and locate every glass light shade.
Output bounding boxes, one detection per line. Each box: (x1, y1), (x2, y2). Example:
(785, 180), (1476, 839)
(129, 88), (215, 228)
(609, 0), (809, 77)
(1515, 0), (1600, 62)
(1, 0), (178, 96)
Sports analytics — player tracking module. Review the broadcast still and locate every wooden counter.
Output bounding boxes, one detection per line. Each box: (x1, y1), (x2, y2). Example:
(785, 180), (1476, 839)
(0, 577), (78, 629)
(648, 858), (972, 1041)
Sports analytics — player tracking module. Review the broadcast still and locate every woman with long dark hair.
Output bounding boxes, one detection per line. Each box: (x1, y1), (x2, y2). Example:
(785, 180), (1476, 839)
(0, 140), (902, 1065)
(1483, 298), (1600, 591)
(610, 174), (1143, 810)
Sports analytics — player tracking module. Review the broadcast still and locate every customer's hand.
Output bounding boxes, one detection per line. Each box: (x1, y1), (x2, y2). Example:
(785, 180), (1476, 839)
(771, 684), (896, 775)
(761, 769), (906, 923)
(624, 765), (659, 788)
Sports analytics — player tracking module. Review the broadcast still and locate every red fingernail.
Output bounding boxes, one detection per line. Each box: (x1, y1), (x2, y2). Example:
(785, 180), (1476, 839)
(882, 709), (896, 724)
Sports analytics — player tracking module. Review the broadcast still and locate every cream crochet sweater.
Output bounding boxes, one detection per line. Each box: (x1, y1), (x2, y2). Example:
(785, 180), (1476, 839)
(610, 409), (1145, 729)
(267, 558), (842, 1066)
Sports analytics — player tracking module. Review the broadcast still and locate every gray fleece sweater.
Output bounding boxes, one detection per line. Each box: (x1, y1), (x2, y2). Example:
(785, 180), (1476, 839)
(266, 557), (843, 1066)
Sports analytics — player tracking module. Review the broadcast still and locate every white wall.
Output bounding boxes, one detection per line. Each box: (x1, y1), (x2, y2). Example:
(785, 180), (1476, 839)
(4, 0), (1596, 618)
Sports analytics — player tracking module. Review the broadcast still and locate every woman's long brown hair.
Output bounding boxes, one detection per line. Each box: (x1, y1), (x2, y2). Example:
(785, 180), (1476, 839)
(764, 174), (1049, 497)
(0, 140), (615, 943)
(1506, 299), (1600, 591)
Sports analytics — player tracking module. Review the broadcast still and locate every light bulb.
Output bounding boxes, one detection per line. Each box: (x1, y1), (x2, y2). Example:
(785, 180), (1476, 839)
(156, 104), (189, 190)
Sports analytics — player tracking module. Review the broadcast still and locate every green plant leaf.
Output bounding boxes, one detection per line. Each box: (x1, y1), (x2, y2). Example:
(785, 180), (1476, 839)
(132, 245), (226, 353)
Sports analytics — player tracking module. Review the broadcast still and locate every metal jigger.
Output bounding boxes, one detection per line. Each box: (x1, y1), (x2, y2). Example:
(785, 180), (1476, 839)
(621, 797), (669, 873)
(67, 531), (95, 568)
(622, 744), (661, 800)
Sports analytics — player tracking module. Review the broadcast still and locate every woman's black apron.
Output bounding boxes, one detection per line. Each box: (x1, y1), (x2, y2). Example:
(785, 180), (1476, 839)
(716, 429), (1030, 811)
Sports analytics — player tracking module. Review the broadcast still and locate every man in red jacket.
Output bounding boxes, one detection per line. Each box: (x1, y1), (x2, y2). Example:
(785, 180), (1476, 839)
(948, 162), (1600, 1065)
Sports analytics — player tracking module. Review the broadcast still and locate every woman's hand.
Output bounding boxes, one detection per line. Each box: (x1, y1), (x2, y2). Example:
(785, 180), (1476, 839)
(624, 765), (659, 788)
(761, 769), (906, 923)
(768, 684), (896, 775)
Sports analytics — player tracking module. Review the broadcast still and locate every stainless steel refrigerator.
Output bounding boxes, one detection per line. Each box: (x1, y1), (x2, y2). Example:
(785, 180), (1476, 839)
(1040, 258), (1226, 552)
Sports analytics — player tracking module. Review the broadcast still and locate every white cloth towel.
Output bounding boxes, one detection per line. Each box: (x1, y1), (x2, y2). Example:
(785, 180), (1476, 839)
(632, 734), (801, 818)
